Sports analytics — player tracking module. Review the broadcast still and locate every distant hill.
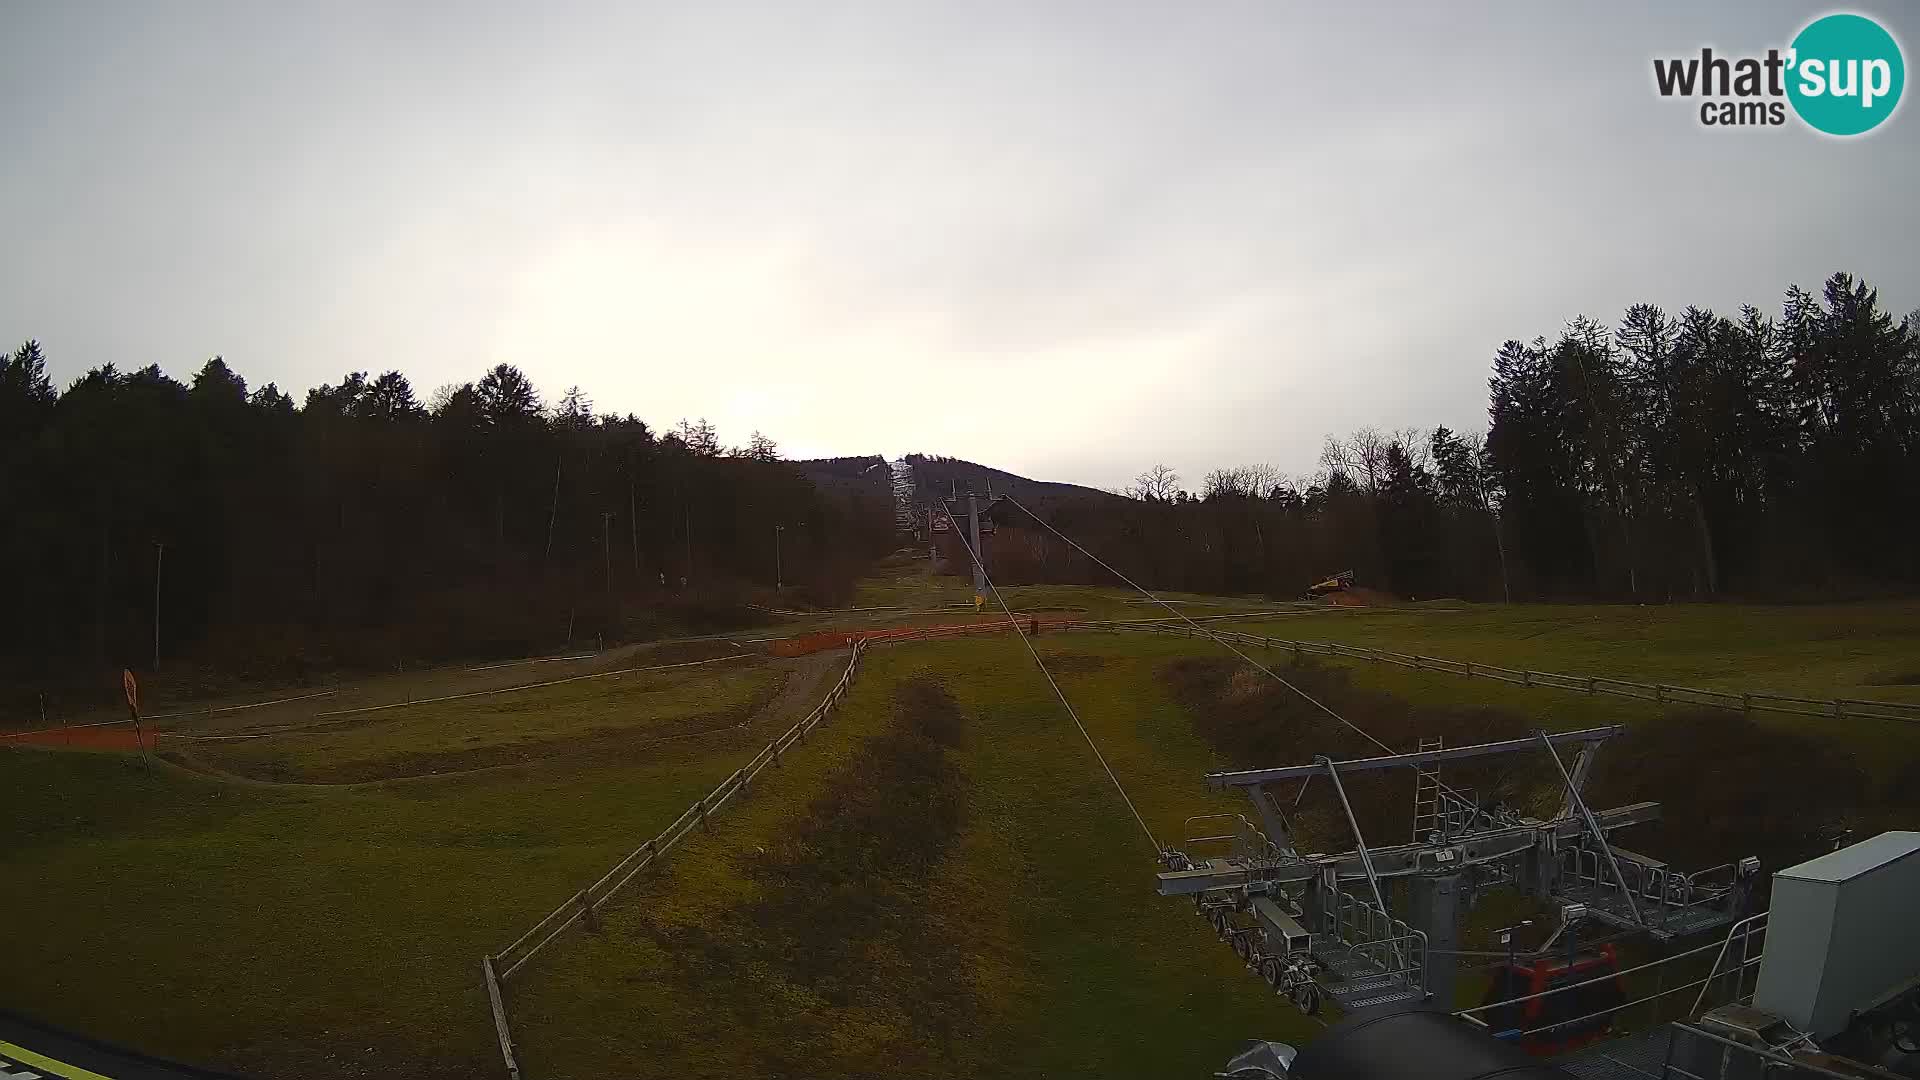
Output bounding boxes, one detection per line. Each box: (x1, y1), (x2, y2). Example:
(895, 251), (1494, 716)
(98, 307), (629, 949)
(903, 454), (1122, 508)
(793, 455), (892, 502)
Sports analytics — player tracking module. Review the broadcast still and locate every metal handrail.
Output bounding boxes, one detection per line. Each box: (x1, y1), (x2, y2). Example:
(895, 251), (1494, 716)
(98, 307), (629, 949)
(1515, 960), (1760, 1039)
(1691, 911), (1769, 1016)
(1457, 929), (1740, 1020)
(1663, 1021), (1864, 1080)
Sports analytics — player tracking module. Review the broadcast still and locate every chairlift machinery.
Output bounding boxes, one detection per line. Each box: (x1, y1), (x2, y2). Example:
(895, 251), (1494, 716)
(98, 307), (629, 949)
(1155, 726), (1763, 1036)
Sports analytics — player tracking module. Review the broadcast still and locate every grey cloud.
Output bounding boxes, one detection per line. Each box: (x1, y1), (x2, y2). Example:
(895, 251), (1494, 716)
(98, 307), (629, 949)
(3, 1), (1916, 492)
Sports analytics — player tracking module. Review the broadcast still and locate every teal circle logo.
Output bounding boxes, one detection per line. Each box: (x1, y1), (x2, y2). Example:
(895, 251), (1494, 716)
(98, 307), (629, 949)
(1787, 13), (1905, 136)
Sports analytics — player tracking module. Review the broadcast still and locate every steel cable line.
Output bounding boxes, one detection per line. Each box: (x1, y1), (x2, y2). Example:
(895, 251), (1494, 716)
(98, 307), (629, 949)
(1003, 494), (1493, 821)
(1003, 493), (1400, 756)
(946, 513), (1162, 854)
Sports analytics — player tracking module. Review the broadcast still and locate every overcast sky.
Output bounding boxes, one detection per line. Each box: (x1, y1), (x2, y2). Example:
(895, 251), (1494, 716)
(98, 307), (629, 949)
(4, 2), (1916, 490)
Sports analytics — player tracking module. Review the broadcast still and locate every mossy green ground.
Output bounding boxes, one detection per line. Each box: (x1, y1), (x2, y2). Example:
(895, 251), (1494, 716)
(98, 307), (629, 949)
(508, 636), (1308, 1080)
(1231, 602), (1920, 783)
(3, 584), (1917, 1078)
(0, 655), (835, 1078)
(183, 661), (785, 784)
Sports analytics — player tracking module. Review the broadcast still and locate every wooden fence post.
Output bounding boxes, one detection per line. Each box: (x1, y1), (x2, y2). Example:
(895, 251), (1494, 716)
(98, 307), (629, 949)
(483, 956), (522, 1080)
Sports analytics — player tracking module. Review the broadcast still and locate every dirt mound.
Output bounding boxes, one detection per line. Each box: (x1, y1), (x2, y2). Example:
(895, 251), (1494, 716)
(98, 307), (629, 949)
(1327, 586), (1399, 606)
(1, 723), (150, 751)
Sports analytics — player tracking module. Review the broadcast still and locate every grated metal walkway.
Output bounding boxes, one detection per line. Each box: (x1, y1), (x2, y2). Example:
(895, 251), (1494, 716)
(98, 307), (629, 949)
(1316, 949), (1427, 1011)
(1558, 1027), (1677, 1080)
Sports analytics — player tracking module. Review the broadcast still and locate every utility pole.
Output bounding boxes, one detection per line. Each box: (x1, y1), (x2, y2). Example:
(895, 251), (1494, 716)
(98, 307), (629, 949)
(968, 490), (985, 598)
(601, 512), (615, 598)
(545, 459), (561, 561)
(152, 541), (164, 671)
(774, 524), (785, 593)
(628, 477), (639, 574)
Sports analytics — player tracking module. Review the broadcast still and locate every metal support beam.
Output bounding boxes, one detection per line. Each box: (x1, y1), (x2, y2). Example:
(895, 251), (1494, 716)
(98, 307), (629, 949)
(968, 491), (985, 597)
(1410, 872), (1466, 1007)
(1208, 726), (1626, 789)
(1538, 731), (1642, 926)
(1244, 785), (1297, 856)
(1318, 755), (1404, 974)
(1319, 756), (1391, 918)
(1154, 801), (1661, 897)
(1555, 742), (1600, 821)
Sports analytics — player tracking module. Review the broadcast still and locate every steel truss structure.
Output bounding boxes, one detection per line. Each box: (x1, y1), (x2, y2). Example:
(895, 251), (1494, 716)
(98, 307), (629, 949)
(1156, 726), (1762, 1013)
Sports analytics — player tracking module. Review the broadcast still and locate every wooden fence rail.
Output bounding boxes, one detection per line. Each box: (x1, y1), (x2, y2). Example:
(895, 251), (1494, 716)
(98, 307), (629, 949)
(1081, 623), (1920, 727)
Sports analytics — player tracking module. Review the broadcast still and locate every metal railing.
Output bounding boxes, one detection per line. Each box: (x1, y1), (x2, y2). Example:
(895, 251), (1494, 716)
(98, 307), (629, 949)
(1559, 848), (1744, 928)
(1182, 813), (1284, 863)
(1659, 1020), (1859, 1080)
(1457, 912), (1768, 1040)
(1326, 887), (1428, 993)
(1690, 912), (1769, 1016)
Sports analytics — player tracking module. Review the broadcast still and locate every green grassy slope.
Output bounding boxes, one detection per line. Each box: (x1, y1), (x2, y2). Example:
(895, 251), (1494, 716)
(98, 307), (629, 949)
(4, 581), (1918, 1079)
(0, 659), (835, 1078)
(507, 636), (1311, 1080)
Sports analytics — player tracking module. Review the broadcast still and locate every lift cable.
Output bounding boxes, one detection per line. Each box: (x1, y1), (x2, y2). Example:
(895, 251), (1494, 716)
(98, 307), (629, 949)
(1002, 496), (1506, 822)
(946, 516), (1162, 855)
(1020, 496), (1531, 857)
(1003, 493), (1400, 757)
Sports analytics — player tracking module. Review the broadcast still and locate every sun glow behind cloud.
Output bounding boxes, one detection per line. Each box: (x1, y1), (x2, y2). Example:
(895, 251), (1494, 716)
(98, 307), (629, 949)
(3, 1), (1916, 489)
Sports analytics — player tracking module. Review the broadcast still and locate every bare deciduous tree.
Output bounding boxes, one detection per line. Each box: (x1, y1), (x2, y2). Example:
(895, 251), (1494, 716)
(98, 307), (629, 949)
(1128, 463), (1181, 502)
(1322, 428), (1392, 494)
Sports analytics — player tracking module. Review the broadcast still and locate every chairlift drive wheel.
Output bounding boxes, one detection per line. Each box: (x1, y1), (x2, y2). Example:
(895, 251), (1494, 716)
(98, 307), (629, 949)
(1290, 981), (1322, 1016)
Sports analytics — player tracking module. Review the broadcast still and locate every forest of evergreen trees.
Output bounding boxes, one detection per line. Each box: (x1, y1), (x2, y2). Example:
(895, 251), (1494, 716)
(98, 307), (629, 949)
(0, 354), (895, 703)
(995, 273), (1919, 602)
(5, 270), (1913, 706)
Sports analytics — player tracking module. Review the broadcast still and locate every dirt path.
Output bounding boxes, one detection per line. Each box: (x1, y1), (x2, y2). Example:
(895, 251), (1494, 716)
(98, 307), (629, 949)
(122, 653), (849, 790)
(0, 722), (149, 750)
